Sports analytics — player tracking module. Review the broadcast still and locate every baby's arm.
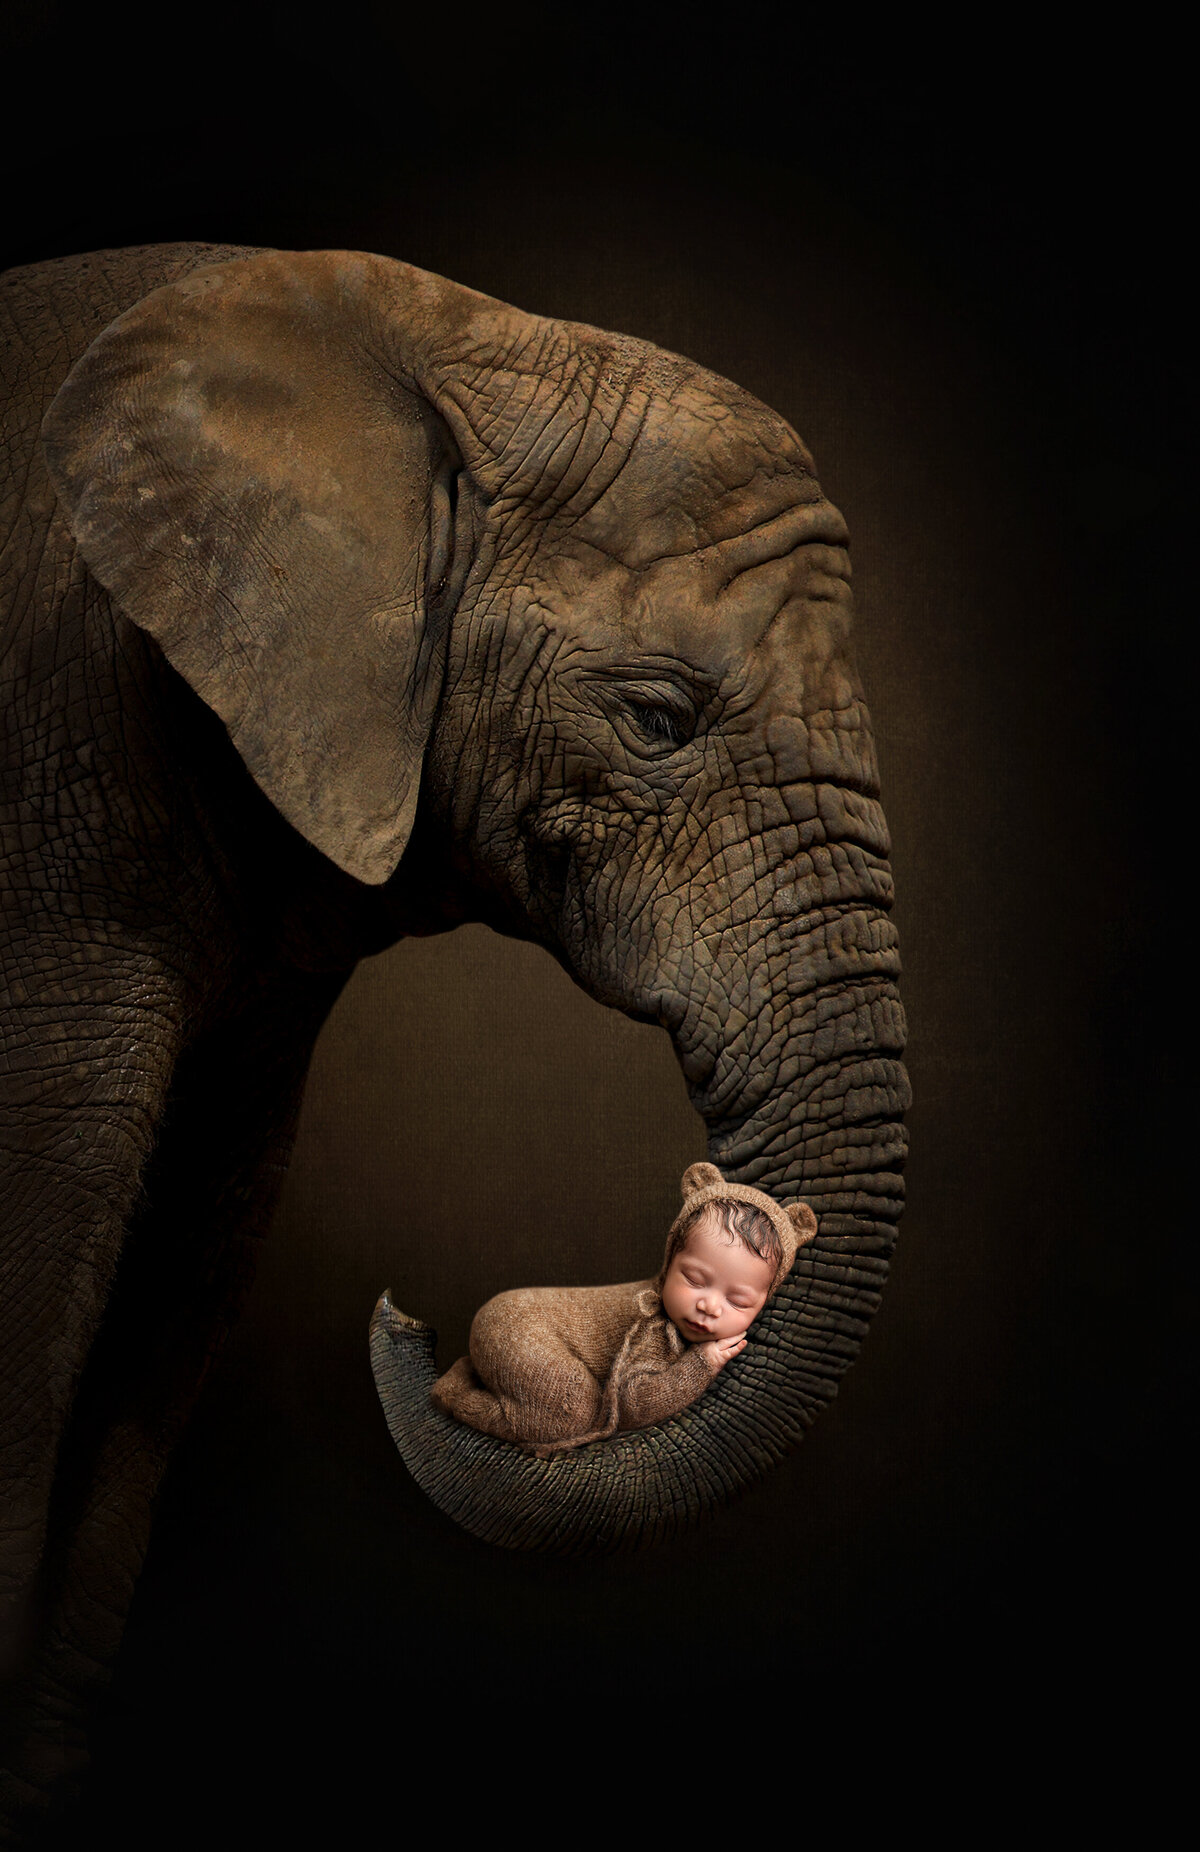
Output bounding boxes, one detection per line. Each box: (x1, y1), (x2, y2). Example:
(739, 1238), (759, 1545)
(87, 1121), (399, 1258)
(699, 1334), (747, 1370)
(617, 1341), (728, 1433)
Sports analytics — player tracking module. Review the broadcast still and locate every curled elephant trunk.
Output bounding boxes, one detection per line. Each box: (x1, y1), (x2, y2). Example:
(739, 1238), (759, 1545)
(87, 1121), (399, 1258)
(369, 909), (908, 1554)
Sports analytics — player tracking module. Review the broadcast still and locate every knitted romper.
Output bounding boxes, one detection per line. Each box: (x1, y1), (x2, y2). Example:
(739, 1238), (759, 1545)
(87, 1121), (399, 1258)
(430, 1162), (817, 1456)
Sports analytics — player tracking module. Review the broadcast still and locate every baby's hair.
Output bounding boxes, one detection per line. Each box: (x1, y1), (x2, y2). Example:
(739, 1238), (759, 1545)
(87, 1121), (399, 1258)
(667, 1197), (782, 1279)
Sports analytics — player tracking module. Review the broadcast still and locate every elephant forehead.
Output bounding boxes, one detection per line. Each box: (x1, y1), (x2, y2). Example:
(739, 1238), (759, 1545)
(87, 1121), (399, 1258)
(542, 508), (853, 677)
(621, 367), (816, 510)
(563, 404), (822, 567)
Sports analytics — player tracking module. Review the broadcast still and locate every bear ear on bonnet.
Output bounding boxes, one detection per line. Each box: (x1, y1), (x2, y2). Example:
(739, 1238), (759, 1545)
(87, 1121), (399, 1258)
(680, 1161), (725, 1198)
(787, 1202), (818, 1244)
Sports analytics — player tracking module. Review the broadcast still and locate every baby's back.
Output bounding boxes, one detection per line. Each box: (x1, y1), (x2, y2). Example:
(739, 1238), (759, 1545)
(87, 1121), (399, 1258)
(470, 1278), (654, 1390)
(431, 1274), (709, 1450)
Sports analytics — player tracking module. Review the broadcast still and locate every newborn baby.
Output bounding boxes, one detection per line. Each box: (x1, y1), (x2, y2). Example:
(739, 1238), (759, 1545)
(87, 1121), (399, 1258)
(430, 1162), (818, 1456)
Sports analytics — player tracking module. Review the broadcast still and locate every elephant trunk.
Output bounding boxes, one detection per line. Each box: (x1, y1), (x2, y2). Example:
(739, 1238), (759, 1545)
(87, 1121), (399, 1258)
(370, 893), (908, 1553)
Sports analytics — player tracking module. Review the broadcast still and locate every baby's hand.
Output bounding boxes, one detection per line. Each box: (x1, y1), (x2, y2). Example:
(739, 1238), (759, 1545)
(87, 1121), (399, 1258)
(701, 1334), (747, 1373)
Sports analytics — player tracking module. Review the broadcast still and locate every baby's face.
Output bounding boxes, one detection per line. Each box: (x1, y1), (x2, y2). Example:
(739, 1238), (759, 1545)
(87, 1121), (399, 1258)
(661, 1211), (773, 1343)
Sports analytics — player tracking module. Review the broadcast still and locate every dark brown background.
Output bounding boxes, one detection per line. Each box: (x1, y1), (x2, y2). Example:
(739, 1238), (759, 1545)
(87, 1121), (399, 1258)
(3, 6), (1189, 1822)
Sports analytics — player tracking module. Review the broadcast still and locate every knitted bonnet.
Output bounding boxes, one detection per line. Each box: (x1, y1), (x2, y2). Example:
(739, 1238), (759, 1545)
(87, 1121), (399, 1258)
(662, 1161), (818, 1298)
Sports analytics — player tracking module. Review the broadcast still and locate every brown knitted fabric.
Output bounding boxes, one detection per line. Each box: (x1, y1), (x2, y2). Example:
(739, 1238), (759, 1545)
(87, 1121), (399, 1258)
(430, 1162), (818, 1455)
(430, 1278), (717, 1456)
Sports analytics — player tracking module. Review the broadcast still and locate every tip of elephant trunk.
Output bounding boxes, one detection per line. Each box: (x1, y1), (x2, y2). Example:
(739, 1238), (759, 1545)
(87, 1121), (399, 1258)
(372, 1290), (435, 1340)
(370, 1291), (439, 1417)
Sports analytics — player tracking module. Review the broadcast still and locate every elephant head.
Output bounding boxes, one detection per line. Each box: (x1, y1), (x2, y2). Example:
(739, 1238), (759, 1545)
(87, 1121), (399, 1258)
(42, 248), (908, 1554)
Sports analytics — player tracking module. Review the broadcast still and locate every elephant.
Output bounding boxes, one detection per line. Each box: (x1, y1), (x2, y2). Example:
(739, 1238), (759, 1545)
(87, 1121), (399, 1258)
(0, 241), (908, 1804)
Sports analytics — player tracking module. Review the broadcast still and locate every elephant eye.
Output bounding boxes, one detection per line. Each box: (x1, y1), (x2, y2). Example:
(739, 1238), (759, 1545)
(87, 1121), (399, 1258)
(619, 693), (696, 751)
(629, 702), (683, 743)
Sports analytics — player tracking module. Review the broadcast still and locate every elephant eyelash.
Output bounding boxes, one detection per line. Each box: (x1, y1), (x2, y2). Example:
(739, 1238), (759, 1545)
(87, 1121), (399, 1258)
(629, 703), (684, 743)
(619, 694), (697, 749)
(583, 667), (704, 752)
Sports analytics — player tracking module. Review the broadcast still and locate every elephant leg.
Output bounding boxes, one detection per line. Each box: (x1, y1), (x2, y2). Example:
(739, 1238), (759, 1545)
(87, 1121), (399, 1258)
(1, 937), (178, 1637)
(0, 945), (179, 1826)
(1, 967), (345, 1824)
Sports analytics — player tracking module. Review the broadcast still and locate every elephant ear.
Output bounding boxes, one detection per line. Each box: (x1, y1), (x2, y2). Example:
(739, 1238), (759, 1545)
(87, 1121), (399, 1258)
(41, 249), (461, 884)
